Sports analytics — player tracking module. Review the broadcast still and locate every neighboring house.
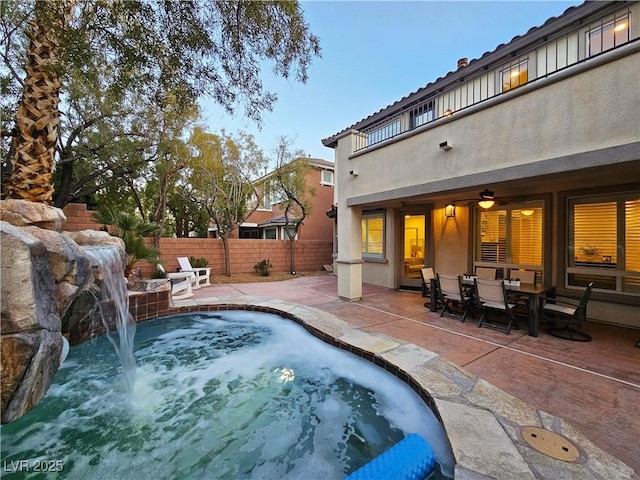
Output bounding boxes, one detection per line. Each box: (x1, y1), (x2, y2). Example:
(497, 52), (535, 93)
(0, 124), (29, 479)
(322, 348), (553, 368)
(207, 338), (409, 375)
(322, 1), (639, 328)
(236, 158), (335, 242)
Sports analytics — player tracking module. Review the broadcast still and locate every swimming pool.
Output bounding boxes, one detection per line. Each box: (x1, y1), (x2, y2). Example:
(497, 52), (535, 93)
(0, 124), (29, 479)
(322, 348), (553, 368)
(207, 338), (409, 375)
(1, 311), (454, 479)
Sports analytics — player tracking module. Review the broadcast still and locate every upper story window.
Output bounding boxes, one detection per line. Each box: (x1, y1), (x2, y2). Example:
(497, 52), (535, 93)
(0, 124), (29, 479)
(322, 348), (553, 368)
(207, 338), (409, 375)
(411, 100), (435, 128)
(263, 181), (284, 210)
(321, 169), (334, 186)
(362, 211), (385, 259)
(366, 119), (400, 147)
(587, 14), (630, 57)
(501, 59), (528, 92)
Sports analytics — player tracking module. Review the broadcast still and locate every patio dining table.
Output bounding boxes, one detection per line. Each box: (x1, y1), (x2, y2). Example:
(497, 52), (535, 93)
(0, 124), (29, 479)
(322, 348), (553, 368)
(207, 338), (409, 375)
(429, 277), (556, 337)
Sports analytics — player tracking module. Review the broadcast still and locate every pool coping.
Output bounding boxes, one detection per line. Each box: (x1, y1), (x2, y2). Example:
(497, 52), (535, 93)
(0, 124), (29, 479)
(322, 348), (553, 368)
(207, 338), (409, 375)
(167, 295), (637, 480)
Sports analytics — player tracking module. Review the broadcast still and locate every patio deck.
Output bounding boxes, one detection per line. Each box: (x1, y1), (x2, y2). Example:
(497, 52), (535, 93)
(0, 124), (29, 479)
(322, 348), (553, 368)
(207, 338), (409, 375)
(181, 273), (639, 478)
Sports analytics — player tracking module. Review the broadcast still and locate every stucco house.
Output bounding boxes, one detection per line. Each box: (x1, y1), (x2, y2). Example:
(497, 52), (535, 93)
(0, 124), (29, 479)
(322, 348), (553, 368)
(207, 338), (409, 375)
(322, 1), (639, 328)
(237, 158), (335, 242)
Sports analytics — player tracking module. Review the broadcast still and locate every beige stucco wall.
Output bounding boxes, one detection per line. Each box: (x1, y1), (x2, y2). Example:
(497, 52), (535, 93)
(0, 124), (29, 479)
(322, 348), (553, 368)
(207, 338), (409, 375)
(433, 205), (470, 276)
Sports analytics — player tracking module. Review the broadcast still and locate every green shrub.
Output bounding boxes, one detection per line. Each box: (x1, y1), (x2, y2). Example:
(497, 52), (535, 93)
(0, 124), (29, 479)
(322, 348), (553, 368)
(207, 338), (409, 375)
(189, 256), (209, 268)
(253, 259), (273, 276)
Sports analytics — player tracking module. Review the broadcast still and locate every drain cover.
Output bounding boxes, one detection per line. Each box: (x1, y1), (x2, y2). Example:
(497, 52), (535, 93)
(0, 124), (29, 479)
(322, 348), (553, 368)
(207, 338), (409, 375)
(521, 427), (580, 462)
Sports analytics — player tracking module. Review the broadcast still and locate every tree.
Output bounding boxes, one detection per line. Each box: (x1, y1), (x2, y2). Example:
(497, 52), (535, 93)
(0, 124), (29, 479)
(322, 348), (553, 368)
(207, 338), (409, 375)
(271, 137), (315, 274)
(186, 127), (266, 276)
(1, 0), (320, 204)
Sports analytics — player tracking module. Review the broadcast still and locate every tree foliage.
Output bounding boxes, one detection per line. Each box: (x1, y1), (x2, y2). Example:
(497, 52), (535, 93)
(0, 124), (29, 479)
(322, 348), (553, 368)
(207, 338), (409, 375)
(186, 127), (267, 275)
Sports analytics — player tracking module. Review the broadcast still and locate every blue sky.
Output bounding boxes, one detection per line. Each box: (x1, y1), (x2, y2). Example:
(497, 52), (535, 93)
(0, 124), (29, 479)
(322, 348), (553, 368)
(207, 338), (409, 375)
(201, 1), (581, 164)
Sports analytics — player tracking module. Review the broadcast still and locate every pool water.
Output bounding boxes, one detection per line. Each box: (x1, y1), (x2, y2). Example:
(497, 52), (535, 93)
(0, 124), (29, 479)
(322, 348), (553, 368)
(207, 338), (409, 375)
(1, 311), (454, 479)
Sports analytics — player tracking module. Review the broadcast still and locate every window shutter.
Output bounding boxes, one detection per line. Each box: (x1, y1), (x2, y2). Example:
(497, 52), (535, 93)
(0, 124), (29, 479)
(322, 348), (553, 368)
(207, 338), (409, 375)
(573, 202), (617, 263)
(625, 199), (640, 272)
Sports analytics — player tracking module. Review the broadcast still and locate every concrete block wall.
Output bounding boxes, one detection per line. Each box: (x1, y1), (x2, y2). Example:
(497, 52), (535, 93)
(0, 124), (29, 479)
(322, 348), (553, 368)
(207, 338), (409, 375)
(61, 203), (102, 232)
(62, 204), (333, 277)
(141, 238), (333, 277)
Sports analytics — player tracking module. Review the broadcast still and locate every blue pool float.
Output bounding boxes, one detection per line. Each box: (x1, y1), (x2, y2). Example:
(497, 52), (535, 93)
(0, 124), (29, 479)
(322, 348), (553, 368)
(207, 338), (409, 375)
(345, 433), (437, 480)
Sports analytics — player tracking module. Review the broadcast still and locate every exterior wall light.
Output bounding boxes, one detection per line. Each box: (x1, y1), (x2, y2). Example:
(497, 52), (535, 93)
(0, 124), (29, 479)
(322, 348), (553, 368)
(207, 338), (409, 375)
(445, 204), (456, 218)
(439, 141), (452, 151)
(444, 109), (453, 116)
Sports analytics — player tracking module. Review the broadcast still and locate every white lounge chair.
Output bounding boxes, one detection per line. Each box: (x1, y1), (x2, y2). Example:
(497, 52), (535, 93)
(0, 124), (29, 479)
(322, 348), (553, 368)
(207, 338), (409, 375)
(177, 257), (211, 289)
(157, 264), (194, 300)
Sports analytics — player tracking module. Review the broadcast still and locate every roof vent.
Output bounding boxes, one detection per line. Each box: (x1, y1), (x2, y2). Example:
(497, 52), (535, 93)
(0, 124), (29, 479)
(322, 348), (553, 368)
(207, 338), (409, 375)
(457, 57), (468, 69)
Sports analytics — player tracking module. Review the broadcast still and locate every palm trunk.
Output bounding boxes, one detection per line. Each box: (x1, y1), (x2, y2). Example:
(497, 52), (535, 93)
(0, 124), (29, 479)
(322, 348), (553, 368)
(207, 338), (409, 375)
(6, 2), (65, 203)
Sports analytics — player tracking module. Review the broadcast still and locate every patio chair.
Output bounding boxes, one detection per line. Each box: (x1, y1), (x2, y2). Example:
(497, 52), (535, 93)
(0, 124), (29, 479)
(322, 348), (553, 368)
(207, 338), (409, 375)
(475, 278), (517, 334)
(437, 273), (473, 322)
(177, 257), (212, 289)
(475, 267), (497, 279)
(510, 270), (537, 317)
(157, 264), (194, 300)
(543, 282), (593, 342)
(420, 267), (436, 308)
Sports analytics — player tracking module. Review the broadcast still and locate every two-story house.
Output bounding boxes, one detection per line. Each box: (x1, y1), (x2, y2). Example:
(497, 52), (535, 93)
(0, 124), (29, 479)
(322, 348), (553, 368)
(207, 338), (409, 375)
(322, 1), (639, 328)
(238, 158), (335, 242)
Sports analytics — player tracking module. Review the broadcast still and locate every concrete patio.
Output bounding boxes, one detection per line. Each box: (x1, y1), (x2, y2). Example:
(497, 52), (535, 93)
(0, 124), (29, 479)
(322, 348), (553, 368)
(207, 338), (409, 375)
(171, 273), (639, 479)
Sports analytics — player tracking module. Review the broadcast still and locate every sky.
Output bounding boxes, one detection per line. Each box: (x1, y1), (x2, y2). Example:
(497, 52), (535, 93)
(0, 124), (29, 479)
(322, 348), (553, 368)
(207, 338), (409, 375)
(200, 1), (582, 164)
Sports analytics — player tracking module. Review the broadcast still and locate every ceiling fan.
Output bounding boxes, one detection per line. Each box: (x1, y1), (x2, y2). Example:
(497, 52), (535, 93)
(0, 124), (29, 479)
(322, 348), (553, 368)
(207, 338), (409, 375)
(449, 188), (504, 209)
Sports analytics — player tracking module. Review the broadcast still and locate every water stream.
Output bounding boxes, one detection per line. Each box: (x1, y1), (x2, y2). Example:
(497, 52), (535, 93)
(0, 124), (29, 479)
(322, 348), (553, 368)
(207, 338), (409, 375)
(85, 246), (137, 397)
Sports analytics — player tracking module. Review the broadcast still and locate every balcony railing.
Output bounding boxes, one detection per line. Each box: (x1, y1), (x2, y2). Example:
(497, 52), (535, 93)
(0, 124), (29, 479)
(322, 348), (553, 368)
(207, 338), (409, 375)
(353, 5), (636, 153)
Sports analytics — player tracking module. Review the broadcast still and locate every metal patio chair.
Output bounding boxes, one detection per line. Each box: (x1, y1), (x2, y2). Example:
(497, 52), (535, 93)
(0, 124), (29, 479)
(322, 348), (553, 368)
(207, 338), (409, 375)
(543, 282), (594, 342)
(475, 278), (517, 334)
(437, 273), (473, 322)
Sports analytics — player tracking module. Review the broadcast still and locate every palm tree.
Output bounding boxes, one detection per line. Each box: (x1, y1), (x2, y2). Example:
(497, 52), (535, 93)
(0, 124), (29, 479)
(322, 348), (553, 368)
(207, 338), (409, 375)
(6, 1), (70, 203)
(92, 207), (162, 276)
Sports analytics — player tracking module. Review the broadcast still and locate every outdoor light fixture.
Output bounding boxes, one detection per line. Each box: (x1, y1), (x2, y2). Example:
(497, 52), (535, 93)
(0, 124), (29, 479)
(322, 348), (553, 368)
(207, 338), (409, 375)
(349, 170), (358, 177)
(439, 141), (452, 151)
(444, 109), (453, 116)
(478, 189), (495, 209)
(445, 204), (456, 218)
(521, 209), (535, 216)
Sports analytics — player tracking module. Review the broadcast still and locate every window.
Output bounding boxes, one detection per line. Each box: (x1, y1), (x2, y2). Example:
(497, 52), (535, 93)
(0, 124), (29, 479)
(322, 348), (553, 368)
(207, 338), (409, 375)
(587, 14), (630, 57)
(264, 228), (277, 239)
(321, 170), (334, 186)
(263, 181), (284, 210)
(568, 193), (640, 294)
(411, 100), (435, 128)
(362, 211), (385, 259)
(501, 59), (528, 92)
(366, 119), (400, 147)
(283, 226), (297, 240)
(476, 205), (543, 277)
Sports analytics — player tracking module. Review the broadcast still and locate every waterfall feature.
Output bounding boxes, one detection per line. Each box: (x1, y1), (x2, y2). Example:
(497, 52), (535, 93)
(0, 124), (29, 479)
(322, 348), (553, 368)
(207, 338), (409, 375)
(85, 246), (137, 397)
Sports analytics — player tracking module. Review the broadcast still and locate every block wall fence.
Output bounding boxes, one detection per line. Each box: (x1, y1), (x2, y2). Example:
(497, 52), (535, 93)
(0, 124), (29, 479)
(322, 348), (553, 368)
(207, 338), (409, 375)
(62, 204), (333, 276)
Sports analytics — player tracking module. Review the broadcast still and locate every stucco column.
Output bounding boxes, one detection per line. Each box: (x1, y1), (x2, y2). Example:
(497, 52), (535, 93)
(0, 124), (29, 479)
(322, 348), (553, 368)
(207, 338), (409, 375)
(336, 204), (362, 300)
